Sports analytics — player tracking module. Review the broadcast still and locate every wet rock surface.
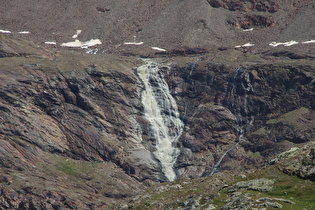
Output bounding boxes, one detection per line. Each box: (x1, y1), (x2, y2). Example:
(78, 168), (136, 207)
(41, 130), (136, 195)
(0, 41), (153, 208)
(163, 59), (315, 179)
(0, 0), (314, 207)
(0, 38), (315, 208)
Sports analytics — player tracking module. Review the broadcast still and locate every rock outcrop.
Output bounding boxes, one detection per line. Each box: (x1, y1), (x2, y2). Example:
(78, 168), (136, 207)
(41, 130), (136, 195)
(207, 0), (279, 13)
(271, 142), (315, 181)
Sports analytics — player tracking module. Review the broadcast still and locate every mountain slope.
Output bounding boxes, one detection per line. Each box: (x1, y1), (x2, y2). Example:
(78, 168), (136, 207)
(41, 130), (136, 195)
(1, 33), (315, 208)
(0, 0), (314, 51)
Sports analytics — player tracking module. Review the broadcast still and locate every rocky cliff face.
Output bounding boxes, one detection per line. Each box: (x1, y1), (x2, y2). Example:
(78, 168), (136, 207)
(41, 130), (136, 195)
(163, 57), (315, 179)
(0, 46), (147, 208)
(0, 32), (314, 208)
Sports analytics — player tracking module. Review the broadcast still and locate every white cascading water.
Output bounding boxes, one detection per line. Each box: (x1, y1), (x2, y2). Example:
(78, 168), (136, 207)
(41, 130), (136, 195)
(137, 59), (184, 182)
(210, 65), (253, 176)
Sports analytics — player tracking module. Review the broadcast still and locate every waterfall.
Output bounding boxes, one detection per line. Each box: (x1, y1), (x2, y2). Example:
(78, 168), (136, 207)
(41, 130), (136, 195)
(137, 59), (184, 182)
(210, 65), (253, 176)
(226, 65), (254, 132)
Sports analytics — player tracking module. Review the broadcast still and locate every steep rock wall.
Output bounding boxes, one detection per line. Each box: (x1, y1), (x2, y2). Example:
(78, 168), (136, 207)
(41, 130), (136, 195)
(0, 53), (159, 208)
(165, 61), (315, 178)
(0, 46), (314, 208)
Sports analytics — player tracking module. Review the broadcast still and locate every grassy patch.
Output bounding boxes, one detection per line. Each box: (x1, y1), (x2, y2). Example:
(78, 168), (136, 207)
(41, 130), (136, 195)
(131, 163), (315, 209)
(131, 178), (222, 209)
(55, 157), (98, 177)
(42, 154), (103, 180)
(267, 107), (313, 131)
(253, 127), (269, 135)
(0, 51), (139, 77)
(240, 166), (315, 209)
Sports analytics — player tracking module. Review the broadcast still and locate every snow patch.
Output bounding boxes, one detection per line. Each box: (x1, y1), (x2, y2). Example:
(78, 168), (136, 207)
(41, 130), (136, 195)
(61, 39), (102, 48)
(269, 40), (299, 47)
(283, 40), (299, 46)
(61, 39), (82, 47)
(72, 30), (82, 39)
(235, 43), (255, 48)
(242, 43), (255, 47)
(124, 42), (144, 45)
(302, 40), (315, 44)
(151, 47), (167, 52)
(81, 39), (102, 48)
(18, 31), (30, 34)
(243, 28), (254, 32)
(269, 42), (281, 47)
(0, 30), (12, 34)
(44, 41), (57, 45)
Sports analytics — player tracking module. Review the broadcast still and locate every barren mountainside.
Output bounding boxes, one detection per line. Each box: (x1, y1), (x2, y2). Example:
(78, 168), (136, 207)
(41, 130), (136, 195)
(0, 0), (315, 209)
(1, 0), (314, 51)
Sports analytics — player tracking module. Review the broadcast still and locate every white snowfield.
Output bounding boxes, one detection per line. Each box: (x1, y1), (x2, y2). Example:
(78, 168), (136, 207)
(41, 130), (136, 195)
(269, 40), (299, 47)
(44, 41), (57, 45)
(61, 39), (82, 47)
(151, 47), (167, 52)
(61, 39), (102, 48)
(72, 30), (82, 39)
(243, 28), (254, 32)
(18, 31), (31, 34)
(1, 27), (314, 53)
(124, 41), (144, 45)
(0, 30), (12, 34)
(242, 43), (255, 47)
(80, 39), (102, 48)
(302, 40), (315, 44)
(234, 39), (314, 49)
(235, 43), (255, 48)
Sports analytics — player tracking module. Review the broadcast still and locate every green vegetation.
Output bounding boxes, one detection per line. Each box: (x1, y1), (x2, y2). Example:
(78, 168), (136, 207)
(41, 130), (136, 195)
(7, 153), (143, 207)
(253, 127), (269, 135)
(131, 177), (221, 209)
(210, 166), (315, 209)
(0, 50), (139, 77)
(131, 163), (315, 209)
(38, 154), (114, 183)
(54, 156), (99, 177)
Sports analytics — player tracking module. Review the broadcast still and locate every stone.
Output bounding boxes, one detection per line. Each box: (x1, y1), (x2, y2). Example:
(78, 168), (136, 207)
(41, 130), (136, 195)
(229, 178), (275, 192)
